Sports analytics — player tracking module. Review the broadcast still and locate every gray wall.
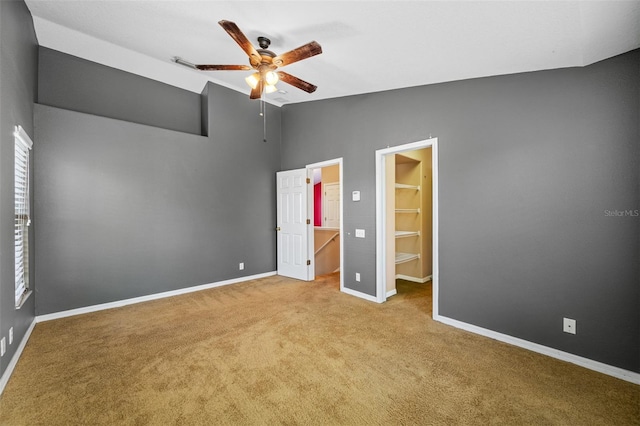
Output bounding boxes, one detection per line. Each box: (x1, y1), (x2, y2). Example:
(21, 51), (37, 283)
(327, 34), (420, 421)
(38, 47), (201, 135)
(0, 0), (38, 377)
(34, 73), (280, 314)
(281, 51), (640, 372)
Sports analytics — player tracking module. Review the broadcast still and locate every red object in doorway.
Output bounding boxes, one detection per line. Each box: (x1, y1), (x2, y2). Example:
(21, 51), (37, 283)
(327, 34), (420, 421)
(314, 183), (322, 226)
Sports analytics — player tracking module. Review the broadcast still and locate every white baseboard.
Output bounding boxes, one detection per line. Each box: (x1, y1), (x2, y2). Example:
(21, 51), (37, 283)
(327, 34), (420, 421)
(36, 271), (277, 323)
(0, 319), (36, 396)
(341, 286), (380, 303)
(434, 314), (640, 385)
(386, 289), (397, 298)
(396, 274), (432, 283)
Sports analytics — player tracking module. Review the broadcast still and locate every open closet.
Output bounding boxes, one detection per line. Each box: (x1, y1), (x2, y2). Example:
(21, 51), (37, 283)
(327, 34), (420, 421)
(385, 148), (433, 297)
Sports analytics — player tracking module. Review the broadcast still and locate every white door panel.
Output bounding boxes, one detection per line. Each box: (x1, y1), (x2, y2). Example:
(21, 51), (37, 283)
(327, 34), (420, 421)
(324, 183), (340, 228)
(277, 169), (309, 280)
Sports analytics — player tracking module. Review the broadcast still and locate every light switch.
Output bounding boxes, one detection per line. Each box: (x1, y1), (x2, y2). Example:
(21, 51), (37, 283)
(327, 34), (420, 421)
(355, 229), (365, 238)
(352, 191), (361, 201)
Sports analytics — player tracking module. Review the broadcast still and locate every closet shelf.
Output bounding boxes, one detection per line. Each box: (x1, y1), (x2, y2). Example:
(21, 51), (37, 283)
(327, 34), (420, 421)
(395, 252), (420, 264)
(395, 183), (420, 190)
(395, 231), (420, 238)
(395, 208), (420, 214)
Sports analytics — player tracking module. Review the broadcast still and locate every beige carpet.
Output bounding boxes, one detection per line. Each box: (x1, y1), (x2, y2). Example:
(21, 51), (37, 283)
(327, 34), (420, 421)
(0, 274), (638, 425)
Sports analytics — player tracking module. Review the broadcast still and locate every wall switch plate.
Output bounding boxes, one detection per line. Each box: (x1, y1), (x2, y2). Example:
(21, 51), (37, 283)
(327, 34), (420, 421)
(239, 262), (244, 270)
(563, 317), (576, 334)
(355, 229), (365, 238)
(352, 191), (361, 201)
(0, 337), (5, 357)
(9, 327), (13, 345)
(355, 273), (361, 282)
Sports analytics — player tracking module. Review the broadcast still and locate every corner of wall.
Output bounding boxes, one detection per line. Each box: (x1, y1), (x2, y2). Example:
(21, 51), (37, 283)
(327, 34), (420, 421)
(0, 0), (38, 380)
(200, 82), (210, 137)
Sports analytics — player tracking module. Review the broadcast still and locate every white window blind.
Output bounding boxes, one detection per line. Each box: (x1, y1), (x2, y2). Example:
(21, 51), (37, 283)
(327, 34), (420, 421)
(14, 125), (33, 308)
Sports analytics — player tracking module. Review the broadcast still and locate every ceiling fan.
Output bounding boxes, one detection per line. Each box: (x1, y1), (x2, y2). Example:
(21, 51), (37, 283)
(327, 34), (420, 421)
(177, 20), (322, 100)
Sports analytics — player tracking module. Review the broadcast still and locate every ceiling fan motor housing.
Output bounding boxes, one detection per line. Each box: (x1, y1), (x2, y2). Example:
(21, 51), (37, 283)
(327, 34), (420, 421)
(256, 37), (277, 68)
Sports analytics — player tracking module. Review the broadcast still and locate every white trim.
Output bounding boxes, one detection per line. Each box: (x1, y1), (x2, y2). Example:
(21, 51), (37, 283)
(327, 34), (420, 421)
(341, 286), (381, 303)
(306, 158), (344, 294)
(396, 274), (432, 283)
(386, 289), (397, 298)
(15, 290), (33, 310)
(0, 319), (36, 396)
(13, 125), (33, 150)
(306, 168), (315, 281)
(435, 314), (640, 385)
(432, 140), (439, 317)
(36, 271), (276, 322)
(375, 138), (438, 312)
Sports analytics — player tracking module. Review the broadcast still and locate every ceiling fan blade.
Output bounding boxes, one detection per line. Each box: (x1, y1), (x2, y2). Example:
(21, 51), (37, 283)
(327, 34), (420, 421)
(218, 20), (262, 67)
(195, 64), (252, 71)
(277, 72), (317, 93)
(249, 80), (264, 99)
(273, 41), (322, 67)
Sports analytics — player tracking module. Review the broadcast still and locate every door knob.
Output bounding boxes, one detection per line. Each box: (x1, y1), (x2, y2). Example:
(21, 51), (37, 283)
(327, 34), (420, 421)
(276, 227), (281, 231)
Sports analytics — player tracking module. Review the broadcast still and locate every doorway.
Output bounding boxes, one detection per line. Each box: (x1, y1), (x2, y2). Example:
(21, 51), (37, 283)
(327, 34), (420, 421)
(276, 159), (344, 292)
(307, 158), (344, 292)
(375, 138), (439, 316)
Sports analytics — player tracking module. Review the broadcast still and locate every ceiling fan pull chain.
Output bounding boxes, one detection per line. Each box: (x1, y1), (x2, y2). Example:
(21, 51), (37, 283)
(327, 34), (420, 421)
(263, 98), (267, 143)
(259, 91), (267, 142)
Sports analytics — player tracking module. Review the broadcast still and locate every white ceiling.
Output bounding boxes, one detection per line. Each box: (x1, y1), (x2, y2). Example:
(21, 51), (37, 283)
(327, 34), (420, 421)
(25, 1), (640, 107)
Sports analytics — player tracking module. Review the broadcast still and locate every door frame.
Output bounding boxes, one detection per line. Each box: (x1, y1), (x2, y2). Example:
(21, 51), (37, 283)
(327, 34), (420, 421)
(375, 138), (439, 315)
(306, 158), (344, 292)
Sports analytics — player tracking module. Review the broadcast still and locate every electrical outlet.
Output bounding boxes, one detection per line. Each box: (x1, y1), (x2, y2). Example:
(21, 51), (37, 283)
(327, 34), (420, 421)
(9, 327), (13, 345)
(563, 318), (576, 334)
(355, 273), (361, 282)
(239, 262), (244, 270)
(1, 337), (5, 357)
(355, 229), (365, 238)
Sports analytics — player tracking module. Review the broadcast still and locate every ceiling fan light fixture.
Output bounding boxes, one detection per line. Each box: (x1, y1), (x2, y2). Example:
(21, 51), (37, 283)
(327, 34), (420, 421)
(245, 73), (260, 89)
(264, 70), (279, 86)
(192, 20), (321, 100)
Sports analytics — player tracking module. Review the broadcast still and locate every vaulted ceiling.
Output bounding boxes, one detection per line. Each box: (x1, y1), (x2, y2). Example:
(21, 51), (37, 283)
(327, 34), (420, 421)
(25, 1), (640, 106)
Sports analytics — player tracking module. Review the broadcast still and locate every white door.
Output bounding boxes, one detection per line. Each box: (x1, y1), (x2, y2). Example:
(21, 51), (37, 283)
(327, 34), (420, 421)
(276, 169), (310, 280)
(323, 183), (340, 228)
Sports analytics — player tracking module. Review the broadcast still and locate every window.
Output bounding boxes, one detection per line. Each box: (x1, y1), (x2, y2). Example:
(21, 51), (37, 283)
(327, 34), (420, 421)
(14, 125), (33, 308)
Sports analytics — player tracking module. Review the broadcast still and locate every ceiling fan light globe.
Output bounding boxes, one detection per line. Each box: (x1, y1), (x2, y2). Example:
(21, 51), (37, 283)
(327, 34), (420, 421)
(264, 70), (279, 86)
(265, 84), (278, 94)
(245, 73), (260, 89)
